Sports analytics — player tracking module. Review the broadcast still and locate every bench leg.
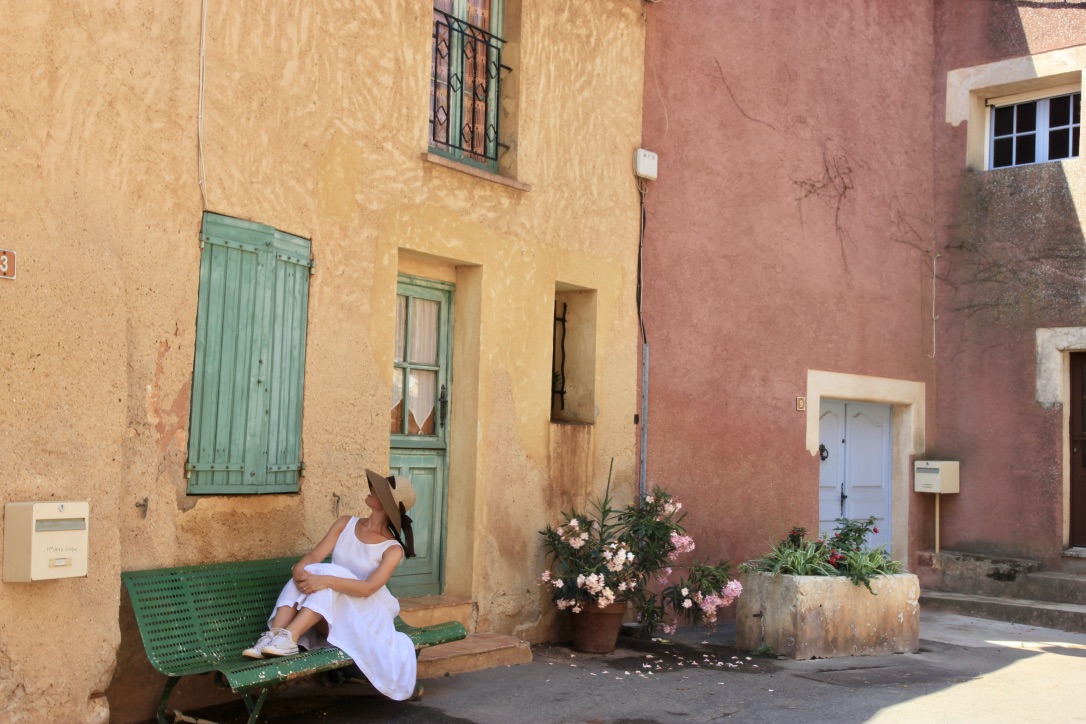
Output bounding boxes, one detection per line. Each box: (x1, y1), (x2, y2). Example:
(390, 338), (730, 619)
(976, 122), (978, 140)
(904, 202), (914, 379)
(241, 687), (271, 724)
(156, 676), (180, 724)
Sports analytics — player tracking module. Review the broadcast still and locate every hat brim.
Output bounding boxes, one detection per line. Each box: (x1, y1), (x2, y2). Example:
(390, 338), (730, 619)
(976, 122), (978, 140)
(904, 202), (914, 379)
(365, 468), (403, 536)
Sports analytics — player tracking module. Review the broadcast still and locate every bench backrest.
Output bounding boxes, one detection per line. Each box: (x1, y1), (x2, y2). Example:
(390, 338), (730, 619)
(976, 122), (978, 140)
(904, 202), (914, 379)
(122, 556), (297, 677)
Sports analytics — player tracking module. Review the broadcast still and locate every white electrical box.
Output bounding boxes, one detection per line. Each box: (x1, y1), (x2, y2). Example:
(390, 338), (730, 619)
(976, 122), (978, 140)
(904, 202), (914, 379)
(913, 461), (959, 494)
(634, 148), (658, 180)
(4, 501), (89, 582)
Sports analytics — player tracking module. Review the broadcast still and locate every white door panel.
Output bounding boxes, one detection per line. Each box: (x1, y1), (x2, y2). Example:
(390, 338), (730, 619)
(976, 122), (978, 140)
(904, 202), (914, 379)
(818, 400), (892, 550)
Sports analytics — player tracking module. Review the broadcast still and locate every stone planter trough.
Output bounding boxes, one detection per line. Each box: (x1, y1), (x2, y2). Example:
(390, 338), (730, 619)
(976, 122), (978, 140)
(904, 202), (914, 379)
(735, 571), (920, 659)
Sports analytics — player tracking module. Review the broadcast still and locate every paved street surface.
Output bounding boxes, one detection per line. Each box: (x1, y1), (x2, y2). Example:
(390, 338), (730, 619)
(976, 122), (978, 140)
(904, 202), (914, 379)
(187, 611), (1086, 723)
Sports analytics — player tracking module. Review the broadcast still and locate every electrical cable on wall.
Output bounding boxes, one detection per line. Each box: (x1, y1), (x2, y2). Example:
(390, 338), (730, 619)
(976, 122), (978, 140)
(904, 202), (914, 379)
(197, 0), (209, 210)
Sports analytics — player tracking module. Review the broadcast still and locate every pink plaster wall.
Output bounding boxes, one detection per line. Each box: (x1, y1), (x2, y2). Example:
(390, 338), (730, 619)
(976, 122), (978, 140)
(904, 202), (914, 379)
(640, 1), (936, 568)
(931, 0), (1086, 562)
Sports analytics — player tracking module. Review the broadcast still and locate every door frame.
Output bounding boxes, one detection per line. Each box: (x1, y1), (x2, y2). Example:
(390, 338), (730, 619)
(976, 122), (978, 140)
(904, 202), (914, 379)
(805, 370), (926, 564)
(1035, 327), (1086, 550)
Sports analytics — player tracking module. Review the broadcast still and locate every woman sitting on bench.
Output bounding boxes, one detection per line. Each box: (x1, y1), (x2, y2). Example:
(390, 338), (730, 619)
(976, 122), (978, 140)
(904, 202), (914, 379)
(243, 469), (418, 701)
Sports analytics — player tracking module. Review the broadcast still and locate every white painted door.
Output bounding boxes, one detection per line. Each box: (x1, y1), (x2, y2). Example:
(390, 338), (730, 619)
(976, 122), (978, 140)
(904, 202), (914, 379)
(818, 400), (892, 550)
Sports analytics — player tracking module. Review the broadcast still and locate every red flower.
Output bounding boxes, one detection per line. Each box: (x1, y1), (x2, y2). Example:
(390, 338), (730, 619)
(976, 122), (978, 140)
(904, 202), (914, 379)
(873, 527), (879, 534)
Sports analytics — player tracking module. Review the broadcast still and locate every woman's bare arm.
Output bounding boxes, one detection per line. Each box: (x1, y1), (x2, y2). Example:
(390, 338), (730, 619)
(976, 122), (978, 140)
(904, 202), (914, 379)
(306, 544), (404, 598)
(291, 516), (351, 585)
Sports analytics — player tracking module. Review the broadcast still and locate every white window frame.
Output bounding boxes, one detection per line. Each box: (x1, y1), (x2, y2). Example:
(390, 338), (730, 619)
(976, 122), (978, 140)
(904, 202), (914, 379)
(986, 83), (1081, 170)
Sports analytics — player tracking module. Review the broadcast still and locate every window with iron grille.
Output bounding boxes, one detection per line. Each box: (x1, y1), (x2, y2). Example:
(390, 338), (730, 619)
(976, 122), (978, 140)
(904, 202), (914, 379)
(430, 0), (507, 170)
(989, 89), (1080, 169)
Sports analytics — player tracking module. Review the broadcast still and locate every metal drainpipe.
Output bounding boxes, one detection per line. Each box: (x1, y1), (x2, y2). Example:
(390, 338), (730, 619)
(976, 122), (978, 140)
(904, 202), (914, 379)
(639, 342), (649, 499)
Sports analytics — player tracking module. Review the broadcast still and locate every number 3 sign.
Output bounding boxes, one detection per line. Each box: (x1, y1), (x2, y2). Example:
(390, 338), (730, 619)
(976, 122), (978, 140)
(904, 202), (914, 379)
(0, 249), (15, 280)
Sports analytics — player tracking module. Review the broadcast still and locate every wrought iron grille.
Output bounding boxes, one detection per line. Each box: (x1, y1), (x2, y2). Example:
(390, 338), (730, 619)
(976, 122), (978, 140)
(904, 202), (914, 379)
(552, 302), (567, 413)
(430, 9), (507, 165)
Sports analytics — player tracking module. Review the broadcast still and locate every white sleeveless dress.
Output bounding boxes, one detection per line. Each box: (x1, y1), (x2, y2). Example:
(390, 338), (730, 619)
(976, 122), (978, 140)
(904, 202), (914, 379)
(270, 517), (417, 700)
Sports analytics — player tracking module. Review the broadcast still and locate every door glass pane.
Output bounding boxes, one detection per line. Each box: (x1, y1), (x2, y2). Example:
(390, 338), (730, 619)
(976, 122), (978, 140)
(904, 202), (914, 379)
(1015, 133), (1036, 165)
(1050, 94), (1071, 127)
(993, 106), (1014, 137)
(391, 367), (405, 434)
(409, 299), (439, 364)
(993, 137), (1013, 168)
(1016, 101), (1037, 133)
(1050, 128), (1070, 160)
(408, 370), (437, 435)
(466, 0), (491, 28)
(395, 295), (407, 363)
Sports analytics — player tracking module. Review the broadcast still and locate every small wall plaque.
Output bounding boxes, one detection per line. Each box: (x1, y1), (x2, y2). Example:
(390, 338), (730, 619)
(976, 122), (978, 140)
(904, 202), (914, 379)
(0, 249), (16, 280)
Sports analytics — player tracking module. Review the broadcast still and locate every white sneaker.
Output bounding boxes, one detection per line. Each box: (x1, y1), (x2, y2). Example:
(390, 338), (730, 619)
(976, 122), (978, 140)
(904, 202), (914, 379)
(242, 629), (280, 659)
(261, 629), (299, 657)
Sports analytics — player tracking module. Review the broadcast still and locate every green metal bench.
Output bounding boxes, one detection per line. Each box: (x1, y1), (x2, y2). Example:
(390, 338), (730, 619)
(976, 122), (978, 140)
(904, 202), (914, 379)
(122, 556), (467, 724)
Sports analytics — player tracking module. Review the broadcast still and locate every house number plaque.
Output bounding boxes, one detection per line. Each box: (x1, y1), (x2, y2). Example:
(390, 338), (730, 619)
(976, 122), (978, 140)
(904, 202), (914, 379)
(0, 249), (15, 280)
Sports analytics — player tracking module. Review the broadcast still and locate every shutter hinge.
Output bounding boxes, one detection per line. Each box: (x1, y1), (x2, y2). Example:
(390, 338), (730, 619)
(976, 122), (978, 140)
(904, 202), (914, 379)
(309, 258), (316, 275)
(300, 461), (307, 477)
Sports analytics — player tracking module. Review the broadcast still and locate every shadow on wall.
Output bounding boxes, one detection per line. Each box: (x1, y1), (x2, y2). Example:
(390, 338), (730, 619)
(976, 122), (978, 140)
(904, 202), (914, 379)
(947, 162), (1084, 343)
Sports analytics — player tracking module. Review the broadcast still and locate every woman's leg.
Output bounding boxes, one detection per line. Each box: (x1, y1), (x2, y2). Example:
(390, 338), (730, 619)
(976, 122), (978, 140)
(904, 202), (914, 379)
(283, 606), (324, 640)
(269, 604), (299, 630)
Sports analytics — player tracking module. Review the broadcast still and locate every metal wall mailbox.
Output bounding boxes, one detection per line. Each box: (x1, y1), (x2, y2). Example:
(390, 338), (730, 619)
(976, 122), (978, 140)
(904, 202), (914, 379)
(913, 461), (960, 494)
(4, 501), (89, 581)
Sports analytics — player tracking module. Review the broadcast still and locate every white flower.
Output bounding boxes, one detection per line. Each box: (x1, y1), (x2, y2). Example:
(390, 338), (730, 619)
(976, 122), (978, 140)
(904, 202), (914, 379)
(645, 495), (654, 504)
(553, 580), (564, 589)
(540, 570), (551, 582)
(681, 587), (689, 596)
(683, 599), (693, 609)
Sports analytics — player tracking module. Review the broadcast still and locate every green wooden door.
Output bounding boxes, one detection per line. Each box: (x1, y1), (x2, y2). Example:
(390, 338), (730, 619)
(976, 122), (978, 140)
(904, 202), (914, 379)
(387, 277), (452, 597)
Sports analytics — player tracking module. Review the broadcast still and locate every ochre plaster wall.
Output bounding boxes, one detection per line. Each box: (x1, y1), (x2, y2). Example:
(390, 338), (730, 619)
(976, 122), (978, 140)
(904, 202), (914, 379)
(0, 3), (644, 721)
(640, 1), (936, 572)
(933, 1), (1086, 562)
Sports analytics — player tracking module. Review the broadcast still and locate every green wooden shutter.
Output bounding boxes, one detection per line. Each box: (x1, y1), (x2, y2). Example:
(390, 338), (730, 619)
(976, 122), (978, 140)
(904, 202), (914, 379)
(187, 213), (311, 494)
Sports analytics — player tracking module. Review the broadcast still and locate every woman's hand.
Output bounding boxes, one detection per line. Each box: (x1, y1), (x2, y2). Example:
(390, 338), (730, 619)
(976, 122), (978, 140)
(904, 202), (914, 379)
(292, 565), (310, 587)
(298, 575), (331, 595)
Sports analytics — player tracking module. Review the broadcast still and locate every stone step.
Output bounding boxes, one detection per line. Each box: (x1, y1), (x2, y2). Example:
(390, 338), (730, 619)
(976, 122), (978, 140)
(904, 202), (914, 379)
(398, 594), (476, 632)
(417, 632), (532, 679)
(1020, 571), (1086, 605)
(1061, 549), (1086, 575)
(920, 590), (1086, 633)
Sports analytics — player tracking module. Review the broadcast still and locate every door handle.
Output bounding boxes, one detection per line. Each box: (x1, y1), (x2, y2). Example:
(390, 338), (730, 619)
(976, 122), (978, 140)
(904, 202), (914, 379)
(439, 384), (448, 428)
(819, 444), (829, 461)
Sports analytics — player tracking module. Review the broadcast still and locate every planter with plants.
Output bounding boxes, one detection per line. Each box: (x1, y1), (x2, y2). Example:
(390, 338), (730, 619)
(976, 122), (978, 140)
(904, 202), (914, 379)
(540, 471), (741, 653)
(735, 518), (919, 660)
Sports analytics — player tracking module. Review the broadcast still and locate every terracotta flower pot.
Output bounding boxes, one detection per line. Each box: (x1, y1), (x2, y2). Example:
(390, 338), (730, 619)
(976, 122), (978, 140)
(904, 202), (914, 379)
(570, 600), (628, 653)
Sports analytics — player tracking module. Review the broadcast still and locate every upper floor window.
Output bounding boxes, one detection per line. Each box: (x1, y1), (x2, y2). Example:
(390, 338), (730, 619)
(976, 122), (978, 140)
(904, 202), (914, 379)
(430, 1), (506, 170)
(990, 89), (1080, 169)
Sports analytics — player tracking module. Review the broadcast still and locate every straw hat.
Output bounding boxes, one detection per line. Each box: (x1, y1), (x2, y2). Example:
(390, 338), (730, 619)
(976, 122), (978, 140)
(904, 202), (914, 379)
(365, 468), (417, 538)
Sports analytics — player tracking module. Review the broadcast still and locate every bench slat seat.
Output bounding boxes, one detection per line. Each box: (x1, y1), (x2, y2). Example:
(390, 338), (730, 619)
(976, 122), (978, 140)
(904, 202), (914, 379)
(122, 556), (466, 723)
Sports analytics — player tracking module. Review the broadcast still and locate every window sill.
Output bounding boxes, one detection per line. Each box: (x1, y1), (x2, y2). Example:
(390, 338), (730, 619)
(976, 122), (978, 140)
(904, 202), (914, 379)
(422, 152), (532, 192)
